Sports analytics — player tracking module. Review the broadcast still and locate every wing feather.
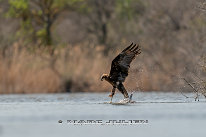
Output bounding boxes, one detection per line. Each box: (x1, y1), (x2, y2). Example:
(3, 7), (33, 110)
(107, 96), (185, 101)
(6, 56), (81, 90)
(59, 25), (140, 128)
(109, 43), (141, 82)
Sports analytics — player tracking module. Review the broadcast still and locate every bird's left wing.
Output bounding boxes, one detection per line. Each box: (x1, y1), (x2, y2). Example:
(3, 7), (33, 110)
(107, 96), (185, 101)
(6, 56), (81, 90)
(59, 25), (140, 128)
(109, 43), (141, 81)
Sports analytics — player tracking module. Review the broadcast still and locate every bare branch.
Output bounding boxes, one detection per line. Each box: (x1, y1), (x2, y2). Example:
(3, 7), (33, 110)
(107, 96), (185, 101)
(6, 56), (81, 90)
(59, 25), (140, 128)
(181, 77), (200, 101)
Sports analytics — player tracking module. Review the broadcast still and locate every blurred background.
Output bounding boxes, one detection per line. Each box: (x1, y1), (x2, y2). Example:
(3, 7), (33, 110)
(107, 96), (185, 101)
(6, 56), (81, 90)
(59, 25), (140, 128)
(0, 0), (206, 94)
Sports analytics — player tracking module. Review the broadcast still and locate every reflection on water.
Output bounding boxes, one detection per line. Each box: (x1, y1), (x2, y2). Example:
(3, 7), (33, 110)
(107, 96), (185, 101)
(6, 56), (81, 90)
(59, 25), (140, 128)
(0, 92), (206, 137)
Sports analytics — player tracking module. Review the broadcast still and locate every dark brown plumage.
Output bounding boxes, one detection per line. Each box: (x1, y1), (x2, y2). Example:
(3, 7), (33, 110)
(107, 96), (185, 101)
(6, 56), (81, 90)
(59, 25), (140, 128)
(101, 43), (141, 101)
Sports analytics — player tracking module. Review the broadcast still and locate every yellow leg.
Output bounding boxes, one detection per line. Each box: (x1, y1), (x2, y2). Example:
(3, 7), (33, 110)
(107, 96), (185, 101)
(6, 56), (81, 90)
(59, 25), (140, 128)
(109, 87), (116, 103)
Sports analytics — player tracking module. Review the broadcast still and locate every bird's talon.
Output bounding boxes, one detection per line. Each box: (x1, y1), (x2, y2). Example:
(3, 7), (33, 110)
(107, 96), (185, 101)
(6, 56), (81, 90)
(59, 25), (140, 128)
(108, 94), (113, 97)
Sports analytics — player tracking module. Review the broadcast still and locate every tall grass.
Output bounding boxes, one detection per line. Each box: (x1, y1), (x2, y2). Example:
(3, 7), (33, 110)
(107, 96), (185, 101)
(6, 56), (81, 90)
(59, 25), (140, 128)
(0, 42), (182, 94)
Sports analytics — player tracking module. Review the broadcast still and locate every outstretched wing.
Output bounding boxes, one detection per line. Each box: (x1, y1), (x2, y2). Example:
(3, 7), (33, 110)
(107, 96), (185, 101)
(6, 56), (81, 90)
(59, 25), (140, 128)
(109, 43), (141, 82)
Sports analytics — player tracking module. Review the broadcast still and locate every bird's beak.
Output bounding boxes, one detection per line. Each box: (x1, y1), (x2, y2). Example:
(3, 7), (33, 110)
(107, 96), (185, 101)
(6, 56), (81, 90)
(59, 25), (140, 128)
(101, 76), (104, 81)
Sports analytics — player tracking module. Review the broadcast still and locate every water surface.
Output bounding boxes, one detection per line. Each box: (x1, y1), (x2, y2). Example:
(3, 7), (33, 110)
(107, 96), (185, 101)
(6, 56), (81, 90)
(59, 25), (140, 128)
(0, 92), (205, 137)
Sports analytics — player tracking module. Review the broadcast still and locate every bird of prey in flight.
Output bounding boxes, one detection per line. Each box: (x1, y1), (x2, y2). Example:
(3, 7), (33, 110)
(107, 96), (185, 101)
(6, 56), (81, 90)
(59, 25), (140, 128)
(101, 43), (141, 103)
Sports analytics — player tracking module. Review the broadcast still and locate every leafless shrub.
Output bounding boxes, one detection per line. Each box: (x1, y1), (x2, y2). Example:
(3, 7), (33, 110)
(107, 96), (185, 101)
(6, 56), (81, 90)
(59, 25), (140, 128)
(180, 62), (206, 101)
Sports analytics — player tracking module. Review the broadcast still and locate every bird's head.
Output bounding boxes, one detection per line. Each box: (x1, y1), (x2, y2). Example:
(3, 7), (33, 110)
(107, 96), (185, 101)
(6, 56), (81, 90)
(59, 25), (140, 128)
(101, 74), (109, 81)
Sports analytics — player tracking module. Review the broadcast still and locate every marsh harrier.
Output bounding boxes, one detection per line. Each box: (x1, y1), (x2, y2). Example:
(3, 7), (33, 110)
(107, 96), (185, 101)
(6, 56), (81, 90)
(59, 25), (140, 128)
(101, 43), (141, 102)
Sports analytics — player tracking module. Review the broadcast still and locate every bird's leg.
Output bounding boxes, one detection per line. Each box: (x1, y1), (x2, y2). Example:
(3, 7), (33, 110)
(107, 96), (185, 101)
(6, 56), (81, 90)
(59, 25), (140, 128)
(110, 96), (113, 103)
(117, 83), (129, 99)
(117, 83), (130, 103)
(109, 87), (116, 103)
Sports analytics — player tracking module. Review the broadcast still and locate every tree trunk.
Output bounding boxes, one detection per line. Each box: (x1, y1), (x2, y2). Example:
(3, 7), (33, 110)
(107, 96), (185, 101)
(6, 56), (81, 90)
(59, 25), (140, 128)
(46, 13), (52, 46)
(101, 23), (107, 44)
